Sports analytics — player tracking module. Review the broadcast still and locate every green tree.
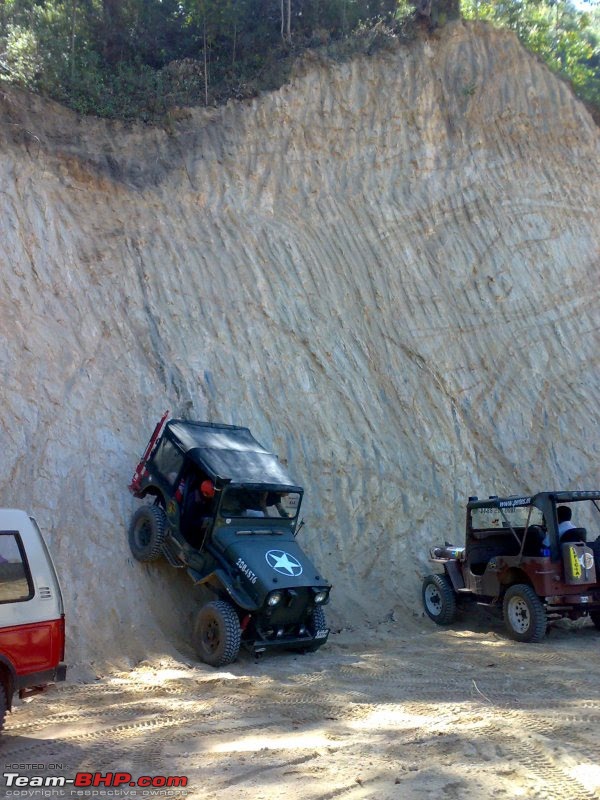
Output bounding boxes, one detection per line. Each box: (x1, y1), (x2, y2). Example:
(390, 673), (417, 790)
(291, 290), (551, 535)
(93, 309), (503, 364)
(0, 0), (597, 119)
(462, 0), (599, 114)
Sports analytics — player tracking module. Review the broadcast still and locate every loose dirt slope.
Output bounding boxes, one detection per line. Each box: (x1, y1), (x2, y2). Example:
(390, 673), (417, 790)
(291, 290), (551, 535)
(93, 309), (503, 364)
(4, 617), (600, 799)
(0, 21), (598, 668)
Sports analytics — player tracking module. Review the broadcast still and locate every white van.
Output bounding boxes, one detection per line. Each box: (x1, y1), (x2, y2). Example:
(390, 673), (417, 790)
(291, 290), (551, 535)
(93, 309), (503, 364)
(0, 509), (66, 730)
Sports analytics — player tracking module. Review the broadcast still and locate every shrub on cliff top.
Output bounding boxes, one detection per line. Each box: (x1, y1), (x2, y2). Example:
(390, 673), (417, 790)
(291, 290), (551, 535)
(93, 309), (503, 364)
(0, 0), (597, 122)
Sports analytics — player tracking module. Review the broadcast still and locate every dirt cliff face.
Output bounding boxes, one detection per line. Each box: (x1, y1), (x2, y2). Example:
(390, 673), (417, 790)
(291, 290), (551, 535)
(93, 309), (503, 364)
(0, 21), (598, 666)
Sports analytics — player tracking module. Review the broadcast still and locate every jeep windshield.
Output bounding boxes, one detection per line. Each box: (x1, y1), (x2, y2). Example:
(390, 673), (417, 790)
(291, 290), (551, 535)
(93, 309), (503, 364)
(471, 505), (544, 530)
(220, 487), (301, 520)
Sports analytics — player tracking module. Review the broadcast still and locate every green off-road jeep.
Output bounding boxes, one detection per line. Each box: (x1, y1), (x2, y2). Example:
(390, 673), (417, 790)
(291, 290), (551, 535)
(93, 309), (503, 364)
(128, 414), (331, 666)
(422, 492), (600, 642)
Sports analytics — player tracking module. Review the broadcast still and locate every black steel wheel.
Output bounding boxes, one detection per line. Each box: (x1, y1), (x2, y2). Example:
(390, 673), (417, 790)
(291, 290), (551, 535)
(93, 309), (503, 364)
(422, 573), (457, 625)
(193, 600), (241, 667)
(590, 610), (600, 631)
(128, 505), (167, 562)
(503, 584), (547, 643)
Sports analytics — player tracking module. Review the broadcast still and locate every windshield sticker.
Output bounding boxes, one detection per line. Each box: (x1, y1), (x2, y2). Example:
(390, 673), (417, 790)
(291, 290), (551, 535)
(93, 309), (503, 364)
(471, 504), (543, 530)
(266, 550), (303, 577)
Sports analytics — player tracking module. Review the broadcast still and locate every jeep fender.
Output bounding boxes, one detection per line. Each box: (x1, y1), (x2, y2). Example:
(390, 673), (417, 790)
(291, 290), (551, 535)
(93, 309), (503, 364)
(444, 560), (465, 592)
(499, 566), (530, 589)
(187, 567), (258, 611)
(138, 486), (166, 506)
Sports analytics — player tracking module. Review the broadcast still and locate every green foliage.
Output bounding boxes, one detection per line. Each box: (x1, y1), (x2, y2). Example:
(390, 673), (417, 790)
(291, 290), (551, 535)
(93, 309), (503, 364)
(462, 0), (600, 117)
(1, 23), (40, 85)
(0, 0), (412, 117)
(0, 0), (597, 120)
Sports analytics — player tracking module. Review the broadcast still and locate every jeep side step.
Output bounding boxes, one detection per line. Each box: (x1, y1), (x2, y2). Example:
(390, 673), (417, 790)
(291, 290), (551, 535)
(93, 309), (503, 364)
(162, 541), (185, 568)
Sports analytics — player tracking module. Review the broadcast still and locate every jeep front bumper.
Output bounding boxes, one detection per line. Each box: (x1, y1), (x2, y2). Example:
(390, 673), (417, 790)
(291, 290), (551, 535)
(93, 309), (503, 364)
(246, 629), (330, 655)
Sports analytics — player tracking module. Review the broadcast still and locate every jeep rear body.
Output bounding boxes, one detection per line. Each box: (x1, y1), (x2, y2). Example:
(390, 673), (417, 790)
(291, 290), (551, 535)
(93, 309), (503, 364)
(430, 491), (600, 619)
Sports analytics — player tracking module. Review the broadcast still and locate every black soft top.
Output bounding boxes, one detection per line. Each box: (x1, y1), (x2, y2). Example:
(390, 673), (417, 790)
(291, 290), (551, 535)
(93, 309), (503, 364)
(166, 420), (302, 491)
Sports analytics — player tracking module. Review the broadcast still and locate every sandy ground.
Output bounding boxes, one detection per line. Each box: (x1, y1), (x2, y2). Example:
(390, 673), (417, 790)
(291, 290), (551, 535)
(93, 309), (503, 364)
(3, 610), (600, 800)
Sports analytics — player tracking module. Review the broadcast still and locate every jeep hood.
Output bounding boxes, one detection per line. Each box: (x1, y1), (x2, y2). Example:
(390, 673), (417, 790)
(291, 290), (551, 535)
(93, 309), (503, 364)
(224, 536), (330, 591)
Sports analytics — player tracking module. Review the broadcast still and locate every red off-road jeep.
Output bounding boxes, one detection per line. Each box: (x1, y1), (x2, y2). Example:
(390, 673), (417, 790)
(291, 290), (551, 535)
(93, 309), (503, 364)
(422, 492), (600, 642)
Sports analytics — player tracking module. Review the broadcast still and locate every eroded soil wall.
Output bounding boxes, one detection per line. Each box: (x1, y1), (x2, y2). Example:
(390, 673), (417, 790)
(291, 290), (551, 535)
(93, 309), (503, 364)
(0, 21), (598, 665)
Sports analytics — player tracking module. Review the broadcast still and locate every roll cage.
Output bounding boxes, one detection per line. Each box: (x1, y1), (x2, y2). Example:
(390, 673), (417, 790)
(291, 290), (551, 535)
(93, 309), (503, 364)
(467, 491), (600, 562)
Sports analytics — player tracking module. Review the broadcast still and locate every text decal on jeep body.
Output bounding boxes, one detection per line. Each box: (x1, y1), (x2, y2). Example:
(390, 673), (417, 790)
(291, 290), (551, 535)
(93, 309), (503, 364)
(236, 558), (258, 584)
(568, 546), (582, 579)
(498, 497), (531, 508)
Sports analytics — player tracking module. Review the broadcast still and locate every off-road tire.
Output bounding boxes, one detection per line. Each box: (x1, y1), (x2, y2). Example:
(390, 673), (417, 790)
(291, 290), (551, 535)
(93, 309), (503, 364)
(503, 583), (547, 643)
(590, 610), (600, 631)
(193, 600), (241, 667)
(422, 573), (457, 625)
(128, 505), (167, 562)
(302, 606), (328, 652)
(0, 683), (7, 733)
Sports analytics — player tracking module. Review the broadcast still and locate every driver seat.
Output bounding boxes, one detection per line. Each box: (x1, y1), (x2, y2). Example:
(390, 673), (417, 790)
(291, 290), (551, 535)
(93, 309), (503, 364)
(560, 527), (587, 544)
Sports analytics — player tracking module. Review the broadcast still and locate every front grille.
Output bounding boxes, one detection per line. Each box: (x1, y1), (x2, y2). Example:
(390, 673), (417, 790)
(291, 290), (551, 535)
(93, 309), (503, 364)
(264, 588), (312, 626)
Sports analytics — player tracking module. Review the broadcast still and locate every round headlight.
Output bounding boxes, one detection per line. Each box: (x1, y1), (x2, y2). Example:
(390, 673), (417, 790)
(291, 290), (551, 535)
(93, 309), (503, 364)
(314, 590), (328, 604)
(267, 591), (283, 607)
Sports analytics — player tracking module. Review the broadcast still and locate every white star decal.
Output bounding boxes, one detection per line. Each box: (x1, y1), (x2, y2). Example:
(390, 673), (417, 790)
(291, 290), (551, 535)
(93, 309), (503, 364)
(265, 549), (303, 577)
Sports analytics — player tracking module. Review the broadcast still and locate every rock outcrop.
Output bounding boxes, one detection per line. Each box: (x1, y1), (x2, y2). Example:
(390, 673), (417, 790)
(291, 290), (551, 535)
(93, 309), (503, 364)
(0, 21), (598, 666)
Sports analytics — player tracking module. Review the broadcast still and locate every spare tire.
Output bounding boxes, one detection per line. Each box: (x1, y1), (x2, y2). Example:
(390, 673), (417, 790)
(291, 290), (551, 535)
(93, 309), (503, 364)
(128, 505), (167, 562)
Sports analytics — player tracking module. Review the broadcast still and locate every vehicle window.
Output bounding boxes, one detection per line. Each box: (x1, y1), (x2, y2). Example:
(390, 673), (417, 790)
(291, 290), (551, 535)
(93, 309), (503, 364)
(220, 488), (301, 519)
(471, 506), (544, 530)
(152, 438), (184, 486)
(0, 532), (33, 602)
